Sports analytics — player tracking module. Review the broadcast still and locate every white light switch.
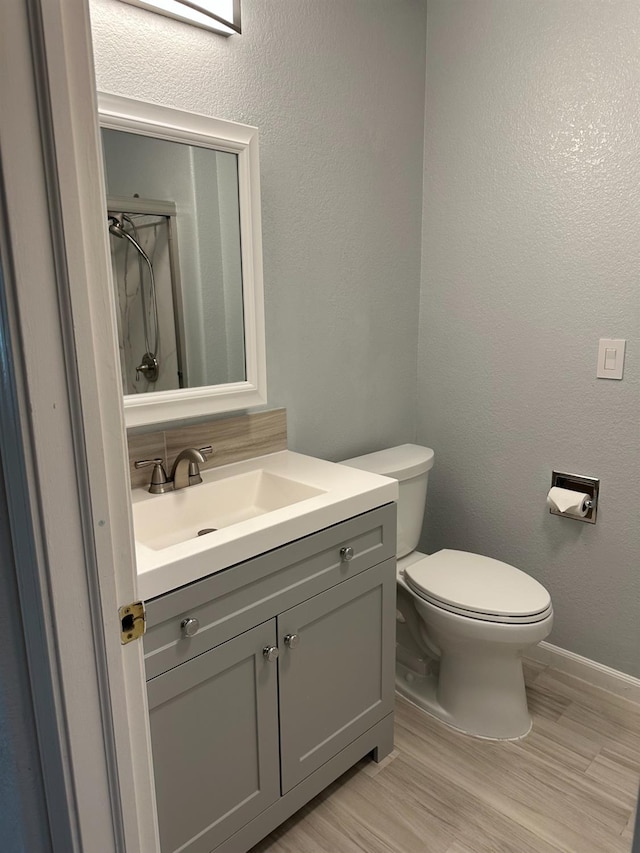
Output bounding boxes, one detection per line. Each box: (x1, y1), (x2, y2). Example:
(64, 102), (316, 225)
(596, 338), (626, 380)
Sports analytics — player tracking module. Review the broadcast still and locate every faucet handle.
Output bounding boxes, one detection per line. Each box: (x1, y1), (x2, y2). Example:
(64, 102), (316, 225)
(134, 458), (170, 494)
(134, 457), (163, 469)
(198, 445), (213, 458)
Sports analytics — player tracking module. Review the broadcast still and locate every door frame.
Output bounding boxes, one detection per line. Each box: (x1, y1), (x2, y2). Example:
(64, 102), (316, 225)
(0, 0), (159, 849)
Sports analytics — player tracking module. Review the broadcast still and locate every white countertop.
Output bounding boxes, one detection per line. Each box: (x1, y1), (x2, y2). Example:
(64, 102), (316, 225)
(133, 450), (398, 600)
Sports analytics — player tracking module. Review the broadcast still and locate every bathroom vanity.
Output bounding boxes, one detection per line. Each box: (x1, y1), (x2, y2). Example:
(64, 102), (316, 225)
(104, 94), (400, 852)
(133, 452), (398, 853)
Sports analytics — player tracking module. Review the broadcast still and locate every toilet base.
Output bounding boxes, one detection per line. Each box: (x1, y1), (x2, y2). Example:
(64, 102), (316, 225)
(395, 661), (532, 741)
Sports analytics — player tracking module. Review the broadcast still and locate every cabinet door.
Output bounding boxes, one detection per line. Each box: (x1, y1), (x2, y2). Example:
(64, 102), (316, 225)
(147, 620), (280, 853)
(278, 559), (396, 793)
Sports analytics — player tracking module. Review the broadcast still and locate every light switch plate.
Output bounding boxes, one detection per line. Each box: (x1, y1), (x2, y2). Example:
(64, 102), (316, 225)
(596, 338), (625, 380)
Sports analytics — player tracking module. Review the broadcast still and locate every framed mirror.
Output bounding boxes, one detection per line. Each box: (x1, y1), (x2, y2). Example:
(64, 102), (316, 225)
(98, 93), (267, 427)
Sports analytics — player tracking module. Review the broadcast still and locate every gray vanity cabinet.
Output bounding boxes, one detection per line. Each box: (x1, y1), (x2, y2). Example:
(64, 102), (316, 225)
(143, 503), (396, 853)
(278, 561), (395, 793)
(146, 619), (280, 853)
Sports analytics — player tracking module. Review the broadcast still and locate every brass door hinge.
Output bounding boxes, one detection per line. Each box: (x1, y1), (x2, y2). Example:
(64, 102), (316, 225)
(119, 601), (146, 644)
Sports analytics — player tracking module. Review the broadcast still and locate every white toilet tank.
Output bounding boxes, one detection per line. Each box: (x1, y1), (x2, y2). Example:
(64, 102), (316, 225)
(340, 444), (435, 558)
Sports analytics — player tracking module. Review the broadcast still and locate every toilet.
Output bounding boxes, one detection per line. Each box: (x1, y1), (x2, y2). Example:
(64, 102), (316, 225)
(340, 445), (553, 740)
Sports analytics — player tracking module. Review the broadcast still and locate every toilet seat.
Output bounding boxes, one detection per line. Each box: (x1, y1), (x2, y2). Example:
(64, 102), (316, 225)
(404, 550), (552, 625)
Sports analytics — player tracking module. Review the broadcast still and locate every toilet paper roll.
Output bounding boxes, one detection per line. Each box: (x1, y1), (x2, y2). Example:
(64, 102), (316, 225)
(546, 486), (590, 518)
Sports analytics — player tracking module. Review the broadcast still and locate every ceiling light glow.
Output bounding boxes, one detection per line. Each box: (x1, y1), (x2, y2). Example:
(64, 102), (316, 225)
(118, 0), (241, 36)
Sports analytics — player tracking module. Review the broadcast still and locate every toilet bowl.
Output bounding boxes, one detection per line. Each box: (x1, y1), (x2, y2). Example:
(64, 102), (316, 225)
(340, 445), (553, 740)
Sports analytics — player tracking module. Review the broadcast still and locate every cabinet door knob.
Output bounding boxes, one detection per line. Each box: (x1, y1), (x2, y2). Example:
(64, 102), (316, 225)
(263, 645), (279, 662)
(340, 546), (354, 562)
(284, 633), (299, 649)
(181, 617), (200, 638)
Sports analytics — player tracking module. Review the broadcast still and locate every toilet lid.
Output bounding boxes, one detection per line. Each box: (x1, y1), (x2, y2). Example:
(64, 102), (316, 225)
(404, 550), (551, 620)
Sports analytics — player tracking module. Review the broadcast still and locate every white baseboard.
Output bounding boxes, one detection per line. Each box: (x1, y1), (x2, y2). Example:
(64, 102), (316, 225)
(525, 641), (640, 704)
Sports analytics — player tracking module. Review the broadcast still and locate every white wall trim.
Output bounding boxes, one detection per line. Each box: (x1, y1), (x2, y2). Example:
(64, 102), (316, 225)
(526, 641), (640, 704)
(1, 0), (160, 849)
(40, 2), (161, 849)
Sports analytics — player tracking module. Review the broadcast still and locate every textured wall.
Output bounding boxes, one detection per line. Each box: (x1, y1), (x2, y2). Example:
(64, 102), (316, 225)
(89, 0), (426, 460)
(419, 1), (640, 675)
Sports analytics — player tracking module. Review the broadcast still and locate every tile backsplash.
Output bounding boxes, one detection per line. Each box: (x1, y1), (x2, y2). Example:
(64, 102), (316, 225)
(127, 408), (287, 489)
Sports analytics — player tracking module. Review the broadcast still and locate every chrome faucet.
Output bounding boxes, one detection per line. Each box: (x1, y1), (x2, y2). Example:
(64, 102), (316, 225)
(135, 445), (213, 494)
(170, 446), (212, 490)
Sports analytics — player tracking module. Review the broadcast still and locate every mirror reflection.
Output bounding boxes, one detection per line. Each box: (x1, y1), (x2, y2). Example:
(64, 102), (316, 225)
(102, 128), (246, 395)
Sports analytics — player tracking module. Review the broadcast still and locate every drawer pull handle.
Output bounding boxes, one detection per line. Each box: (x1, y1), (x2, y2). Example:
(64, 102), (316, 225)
(181, 617), (200, 638)
(340, 546), (354, 562)
(284, 633), (299, 649)
(263, 645), (279, 662)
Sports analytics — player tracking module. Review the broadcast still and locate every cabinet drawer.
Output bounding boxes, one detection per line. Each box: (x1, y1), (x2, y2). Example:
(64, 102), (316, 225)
(144, 503), (396, 679)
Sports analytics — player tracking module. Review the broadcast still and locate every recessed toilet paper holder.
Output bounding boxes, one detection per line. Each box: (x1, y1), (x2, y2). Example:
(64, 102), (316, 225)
(549, 471), (600, 524)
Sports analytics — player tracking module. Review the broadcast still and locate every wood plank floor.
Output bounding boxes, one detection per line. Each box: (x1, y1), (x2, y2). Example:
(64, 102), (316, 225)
(251, 662), (639, 852)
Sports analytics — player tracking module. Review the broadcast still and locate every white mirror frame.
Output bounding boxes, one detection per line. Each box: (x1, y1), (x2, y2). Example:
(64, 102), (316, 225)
(98, 92), (267, 428)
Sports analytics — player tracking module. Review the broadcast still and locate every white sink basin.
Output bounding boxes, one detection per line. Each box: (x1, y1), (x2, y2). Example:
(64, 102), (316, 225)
(133, 469), (326, 551)
(132, 450), (398, 600)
